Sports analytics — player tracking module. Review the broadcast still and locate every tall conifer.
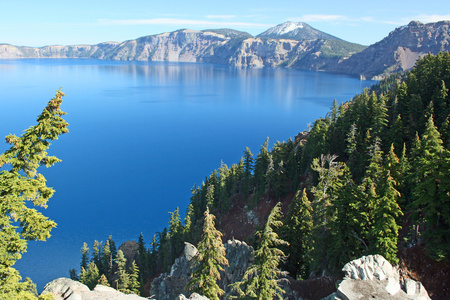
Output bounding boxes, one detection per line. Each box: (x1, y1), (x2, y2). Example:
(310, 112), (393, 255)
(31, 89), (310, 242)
(187, 208), (228, 300)
(231, 202), (288, 299)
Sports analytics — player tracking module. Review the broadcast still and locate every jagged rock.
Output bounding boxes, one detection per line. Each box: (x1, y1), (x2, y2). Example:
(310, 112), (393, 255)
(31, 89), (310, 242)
(150, 240), (254, 300)
(150, 242), (197, 300)
(322, 255), (431, 300)
(118, 240), (139, 268)
(342, 255), (399, 282)
(41, 278), (147, 300)
(175, 293), (209, 300)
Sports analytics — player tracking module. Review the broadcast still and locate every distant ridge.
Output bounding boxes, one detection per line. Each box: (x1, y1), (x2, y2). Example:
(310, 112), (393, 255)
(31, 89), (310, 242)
(328, 20), (450, 79)
(257, 21), (342, 41)
(1, 20), (449, 79)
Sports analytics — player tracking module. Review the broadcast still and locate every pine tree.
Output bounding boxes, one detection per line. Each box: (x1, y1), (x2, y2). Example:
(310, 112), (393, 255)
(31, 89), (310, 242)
(0, 89), (68, 297)
(370, 168), (402, 264)
(187, 208), (228, 300)
(280, 188), (312, 279)
(100, 239), (112, 279)
(92, 240), (102, 268)
(129, 260), (140, 295)
(98, 274), (109, 287)
(80, 242), (90, 273)
(413, 116), (450, 259)
(80, 262), (100, 290)
(310, 154), (345, 272)
(241, 147), (254, 197)
(231, 202), (288, 299)
(115, 250), (130, 293)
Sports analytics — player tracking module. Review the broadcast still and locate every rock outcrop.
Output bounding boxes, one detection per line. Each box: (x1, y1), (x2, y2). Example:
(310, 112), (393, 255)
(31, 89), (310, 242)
(323, 255), (431, 300)
(41, 277), (146, 300)
(150, 239), (254, 300)
(328, 20), (450, 79)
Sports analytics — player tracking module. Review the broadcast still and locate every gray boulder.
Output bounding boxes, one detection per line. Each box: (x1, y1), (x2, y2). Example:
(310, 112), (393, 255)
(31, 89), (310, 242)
(41, 277), (147, 300)
(175, 293), (209, 300)
(323, 255), (431, 300)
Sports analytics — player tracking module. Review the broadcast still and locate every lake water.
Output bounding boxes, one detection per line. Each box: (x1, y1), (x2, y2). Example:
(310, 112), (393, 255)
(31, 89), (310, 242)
(0, 59), (374, 290)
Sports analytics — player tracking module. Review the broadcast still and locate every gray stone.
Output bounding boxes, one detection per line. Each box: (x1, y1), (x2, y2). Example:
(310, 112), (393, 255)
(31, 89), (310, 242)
(151, 239), (254, 300)
(41, 278), (147, 300)
(385, 277), (401, 295)
(324, 255), (431, 300)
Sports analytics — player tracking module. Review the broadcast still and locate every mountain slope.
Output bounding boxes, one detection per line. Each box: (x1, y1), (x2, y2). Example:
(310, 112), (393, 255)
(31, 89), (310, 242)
(0, 28), (364, 71)
(326, 20), (450, 79)
(257, 21), (341, 41)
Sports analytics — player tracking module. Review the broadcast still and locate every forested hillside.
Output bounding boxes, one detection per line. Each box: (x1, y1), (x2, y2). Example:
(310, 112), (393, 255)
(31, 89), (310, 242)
(76, 52), (450, 298)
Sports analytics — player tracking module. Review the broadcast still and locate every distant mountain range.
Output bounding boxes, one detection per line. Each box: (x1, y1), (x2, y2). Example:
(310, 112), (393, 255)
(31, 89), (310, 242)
(1, 20), (449, 79)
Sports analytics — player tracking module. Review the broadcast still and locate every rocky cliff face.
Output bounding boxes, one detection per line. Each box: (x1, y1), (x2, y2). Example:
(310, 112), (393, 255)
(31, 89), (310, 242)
(327, 20), (450, 79)
(1, 21), (449, 79)
(150, 240), (255, 300)
(0, 28), (363, 72)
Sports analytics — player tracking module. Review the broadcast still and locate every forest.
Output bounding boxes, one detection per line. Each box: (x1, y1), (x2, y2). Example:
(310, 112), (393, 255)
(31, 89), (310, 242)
(1, 52), (449, 299)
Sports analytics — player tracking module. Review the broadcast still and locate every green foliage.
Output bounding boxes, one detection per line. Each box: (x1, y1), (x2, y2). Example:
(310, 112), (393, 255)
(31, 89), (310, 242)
(231, 202), (288, 299)
(129, 260), (140, 295)
(0, 89), (68, 298)
(80, 261), (100, 290)
(187, 208), (228, 300)
(413, 116), (450, 259)
(280, 188), (312, 279)
(115, 250), (130, 293)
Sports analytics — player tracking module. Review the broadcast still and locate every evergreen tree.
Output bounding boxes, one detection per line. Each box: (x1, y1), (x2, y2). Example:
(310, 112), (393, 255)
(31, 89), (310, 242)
(80, 242), (90, 272)
(370, 168), (402, 264)
(98, 274), (109, 287)
(310, 154), (345, 272)
(100, 239), (112, 279)
(241, 147), (254, 197)
(129, 260), (140, 295)
(280, 188), (312, 279)
(187, 208), (228, 300)
(92, 240), (102, 268)
(80, 261), (100, 290)
(168, 207), (184, 261)
(413, 116), (450, 259)
(0, 90), (68, 297)
(115, 250), (130, 293)
(231, 202), (288, 299)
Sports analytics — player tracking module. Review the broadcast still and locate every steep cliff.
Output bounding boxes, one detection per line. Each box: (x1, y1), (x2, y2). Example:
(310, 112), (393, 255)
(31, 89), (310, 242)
(0, 26), (364, 72)
(327, 20), (450, 79)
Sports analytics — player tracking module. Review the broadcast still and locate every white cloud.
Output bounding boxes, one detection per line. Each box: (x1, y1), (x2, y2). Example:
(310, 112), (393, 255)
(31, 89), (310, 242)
(205, 15), (236, 19)
(98, 18), (273, 28)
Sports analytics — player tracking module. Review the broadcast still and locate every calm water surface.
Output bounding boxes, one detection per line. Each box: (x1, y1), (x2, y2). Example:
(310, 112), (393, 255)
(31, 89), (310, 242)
(0, 59), (374, 290)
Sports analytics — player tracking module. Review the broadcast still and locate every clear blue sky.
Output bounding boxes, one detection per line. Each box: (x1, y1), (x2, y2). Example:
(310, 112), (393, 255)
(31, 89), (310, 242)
(2, 0), (449, 47)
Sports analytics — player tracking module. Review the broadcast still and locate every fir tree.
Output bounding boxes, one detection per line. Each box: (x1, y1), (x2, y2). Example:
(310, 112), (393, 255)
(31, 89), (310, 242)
(413, 116), (450, 259)
(241, 147), (254, 197)
(231, 202), (288, 299)
(98, 274), (109, 287)
(129, 260), (140, 295)
(187, 208), (228, 300)
(80, 242), (90, 272)
(80, 262), (100, 290)
(280, 188), (312, 279)
(0, 90), (68, 297)
(115, 250), (130, 293)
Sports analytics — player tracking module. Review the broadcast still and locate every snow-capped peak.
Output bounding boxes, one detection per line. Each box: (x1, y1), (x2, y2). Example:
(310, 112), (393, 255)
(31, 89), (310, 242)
(269, 21), (305, 35)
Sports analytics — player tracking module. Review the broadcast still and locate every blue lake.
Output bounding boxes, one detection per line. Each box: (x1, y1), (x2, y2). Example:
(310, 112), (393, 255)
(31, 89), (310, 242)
(0, 59), (374, 290)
